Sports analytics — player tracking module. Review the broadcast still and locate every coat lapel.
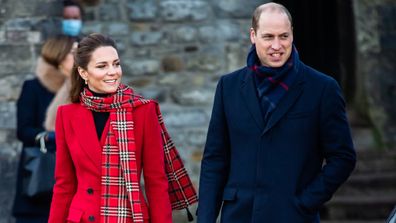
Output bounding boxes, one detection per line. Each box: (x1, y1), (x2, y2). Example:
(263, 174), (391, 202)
(240, 69), (265, 131)
(262, 70), (305, 135)
(71, 106), (102, 172)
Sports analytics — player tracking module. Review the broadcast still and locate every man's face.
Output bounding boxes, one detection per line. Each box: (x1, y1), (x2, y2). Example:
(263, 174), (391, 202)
(250, 11), (293, 68)
(63, 5), (82, 20)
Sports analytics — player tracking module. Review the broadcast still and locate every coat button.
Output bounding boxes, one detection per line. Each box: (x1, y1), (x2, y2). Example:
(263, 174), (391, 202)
(88, 215), (95, 221)
(87, 188), (94, 194)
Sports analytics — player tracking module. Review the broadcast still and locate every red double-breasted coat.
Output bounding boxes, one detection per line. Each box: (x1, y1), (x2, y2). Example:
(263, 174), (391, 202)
(48, 102), (172, 223)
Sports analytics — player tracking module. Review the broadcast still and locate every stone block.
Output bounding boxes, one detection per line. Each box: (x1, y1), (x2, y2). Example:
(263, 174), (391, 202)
(5, 18), (36, 31)
(10, 0), (38, 17)
(139, 87), (167, 103)
(130, 31), (163, 46)
(0, 62), (33, 77)
(0, 3), (10, 20)
(158, 72), (188, 87)
(106, 22), (129, 36)
(124, 59), (160, 76)
(33, 18), (62, 40)
(126, 76), (154, 88)
(127, 1), (157, 21)
(0, 45), (33, 75)
(27, 31), (41, 44)
(159, 1), (211, 22)
(172, 87), (214, 106)
(99, 4), (122, 21)
(161, 106), (208, 128)
(0, 30), (4, 43)
(186, 51), (223, 72)
(225, 43), (250, 72)
(82, 21), (104, 35)
(170, 128), (208, 147)
(0, 75), (24, 100)
(172, 26), (198, 43)
(212, 0), (268, 18)
(0, 101), (16, 130)
(162, 55), (184, 72)
(34, 1), (62, 17)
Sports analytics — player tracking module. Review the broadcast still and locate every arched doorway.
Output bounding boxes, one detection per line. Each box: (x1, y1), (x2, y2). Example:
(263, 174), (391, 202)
(273, 0), (356, 103)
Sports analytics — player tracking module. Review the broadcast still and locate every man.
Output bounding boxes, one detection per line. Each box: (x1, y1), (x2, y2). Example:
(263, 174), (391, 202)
(62, 0), (83, 37)
(197, 3), (356, 223)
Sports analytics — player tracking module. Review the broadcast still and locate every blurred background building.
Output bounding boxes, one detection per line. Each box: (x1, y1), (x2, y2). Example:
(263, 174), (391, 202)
(0, 0), (395, 222)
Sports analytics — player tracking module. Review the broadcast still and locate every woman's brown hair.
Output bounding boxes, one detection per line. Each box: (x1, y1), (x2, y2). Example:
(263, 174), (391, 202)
(41, 35), (75, 68)
(70, 33), (117, 103)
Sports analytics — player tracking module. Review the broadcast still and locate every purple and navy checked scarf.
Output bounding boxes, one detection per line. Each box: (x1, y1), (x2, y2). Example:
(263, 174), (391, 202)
(80, 84), (198, 223)
(247, 44), (300, 120)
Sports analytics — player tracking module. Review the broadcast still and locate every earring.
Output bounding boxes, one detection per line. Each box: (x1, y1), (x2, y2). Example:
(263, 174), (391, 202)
(84, 79), (88, 85)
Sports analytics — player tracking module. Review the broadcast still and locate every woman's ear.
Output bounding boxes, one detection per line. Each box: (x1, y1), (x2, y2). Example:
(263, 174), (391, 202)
(77, 67), (87, 79)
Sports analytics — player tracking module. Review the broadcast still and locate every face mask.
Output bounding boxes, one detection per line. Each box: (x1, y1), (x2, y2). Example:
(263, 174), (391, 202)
(62, 19), (82, 37)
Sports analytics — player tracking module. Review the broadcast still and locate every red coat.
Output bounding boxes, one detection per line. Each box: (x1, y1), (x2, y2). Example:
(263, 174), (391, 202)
(48, 102), (172, 223)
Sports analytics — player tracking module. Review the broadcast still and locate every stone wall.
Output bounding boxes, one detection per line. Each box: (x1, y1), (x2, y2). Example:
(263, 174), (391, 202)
(353, 0), (396, 149)
(0, 0), (266, 222)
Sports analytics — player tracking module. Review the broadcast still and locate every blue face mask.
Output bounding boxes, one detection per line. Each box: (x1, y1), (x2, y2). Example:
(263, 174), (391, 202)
(62, 19), (82, 37)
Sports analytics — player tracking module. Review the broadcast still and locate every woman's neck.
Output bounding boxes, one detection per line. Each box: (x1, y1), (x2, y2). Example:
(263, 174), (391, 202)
(88, 88), (110, 97)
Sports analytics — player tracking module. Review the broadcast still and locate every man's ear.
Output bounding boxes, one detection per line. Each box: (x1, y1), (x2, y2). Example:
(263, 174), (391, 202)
(250, 27), (256, 44)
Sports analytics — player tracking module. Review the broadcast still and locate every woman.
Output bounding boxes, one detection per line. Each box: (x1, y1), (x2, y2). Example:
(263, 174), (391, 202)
(48, 33), (197, 223)
(13, 35), (77, 223)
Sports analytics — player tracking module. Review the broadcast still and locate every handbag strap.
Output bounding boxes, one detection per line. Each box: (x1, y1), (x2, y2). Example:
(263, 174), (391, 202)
(35, 132), (48, 153)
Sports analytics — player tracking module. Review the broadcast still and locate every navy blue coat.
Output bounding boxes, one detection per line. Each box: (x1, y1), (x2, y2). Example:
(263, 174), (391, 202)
(12, 78), (55, 218)
(198, 63), (356, 223)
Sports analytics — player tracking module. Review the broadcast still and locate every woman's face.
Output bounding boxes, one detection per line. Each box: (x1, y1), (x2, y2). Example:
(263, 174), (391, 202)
(78, 46), (122, 94)
(59, 42), (78, 77)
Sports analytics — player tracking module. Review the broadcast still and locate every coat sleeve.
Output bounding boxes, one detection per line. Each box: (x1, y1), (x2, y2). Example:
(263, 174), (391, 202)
(297, 78), (356, 213)
(16, 80), (43, 145)
(142, 102), (172, 223)
(197, 77), (230, 223)
(48, 106), (77, 222)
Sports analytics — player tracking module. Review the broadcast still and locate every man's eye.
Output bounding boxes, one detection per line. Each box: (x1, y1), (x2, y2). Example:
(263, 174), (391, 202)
(280, 35), (289, 39)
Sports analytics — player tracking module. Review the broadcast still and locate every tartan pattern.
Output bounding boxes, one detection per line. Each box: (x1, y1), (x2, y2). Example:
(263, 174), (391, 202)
(247, 44), (300, 119)
(154, 108), (199, 209)
(80, 84), (197, 222)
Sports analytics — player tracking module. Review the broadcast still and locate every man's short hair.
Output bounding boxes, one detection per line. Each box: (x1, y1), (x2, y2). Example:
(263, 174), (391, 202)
(251, 3), (293, 32)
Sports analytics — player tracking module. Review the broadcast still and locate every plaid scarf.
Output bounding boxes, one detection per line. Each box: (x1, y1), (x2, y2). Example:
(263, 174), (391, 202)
(247, 44), (300, 121)
(80, 84), (198, 222)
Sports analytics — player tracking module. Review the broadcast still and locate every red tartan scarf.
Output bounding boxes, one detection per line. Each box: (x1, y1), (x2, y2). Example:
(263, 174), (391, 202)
(80, 84), (198, 222)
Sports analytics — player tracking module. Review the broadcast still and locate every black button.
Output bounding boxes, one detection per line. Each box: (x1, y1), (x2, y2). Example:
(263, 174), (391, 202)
(87, 188), (94, 194)
(88, 215), (95, 221)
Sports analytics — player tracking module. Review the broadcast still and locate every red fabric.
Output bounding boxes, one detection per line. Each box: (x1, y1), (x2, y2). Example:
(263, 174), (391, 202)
(49, 97), (172, 222)
(80, 85), (198, 213)
(80, 86), (145, 222)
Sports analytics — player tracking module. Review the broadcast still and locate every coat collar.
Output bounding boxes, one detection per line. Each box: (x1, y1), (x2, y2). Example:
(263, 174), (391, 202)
(35, 57), (66, 93)
(70, 104), (104, 172)
(240, 65), (306, 134)
(240, 68), (265, 131)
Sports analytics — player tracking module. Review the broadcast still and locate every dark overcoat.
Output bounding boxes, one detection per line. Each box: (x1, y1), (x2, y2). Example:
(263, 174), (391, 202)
(198, 62), (356, 223)
(13, 78), (55, 218)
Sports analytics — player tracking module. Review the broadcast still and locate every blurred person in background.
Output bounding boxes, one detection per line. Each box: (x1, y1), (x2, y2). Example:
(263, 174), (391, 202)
(62, 0), (83, 38)
(12, 35), (77, 223)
